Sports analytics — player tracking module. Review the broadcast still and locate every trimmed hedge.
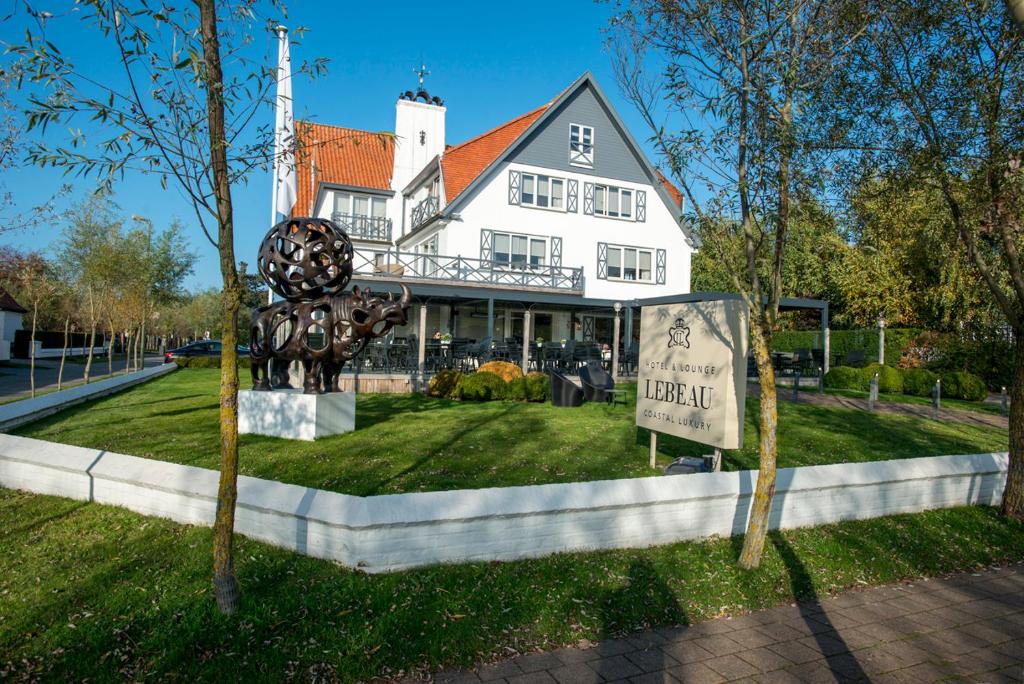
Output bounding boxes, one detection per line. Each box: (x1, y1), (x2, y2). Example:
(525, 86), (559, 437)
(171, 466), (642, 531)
(525, 371), (551, 402)
(861, 363), (903, 394)
(455, 371), (507, 401)
(903, 368), (939, 397)
(427, 370), (463, 399)
(823, 366), (862, 390)
(476, 361), (523, 382)
(772, 328), (921, 368)
(940, 371), (988, 401)
(174, 356), (251, 369)
(505, 377), (529, 401)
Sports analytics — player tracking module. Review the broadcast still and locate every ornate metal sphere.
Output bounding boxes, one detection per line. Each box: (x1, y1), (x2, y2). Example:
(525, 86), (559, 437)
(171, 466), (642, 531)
(257, 217), (354, 301)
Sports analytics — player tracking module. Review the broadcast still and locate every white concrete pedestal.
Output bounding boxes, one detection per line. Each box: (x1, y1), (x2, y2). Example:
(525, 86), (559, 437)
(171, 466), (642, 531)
(238, 389), (356, 441)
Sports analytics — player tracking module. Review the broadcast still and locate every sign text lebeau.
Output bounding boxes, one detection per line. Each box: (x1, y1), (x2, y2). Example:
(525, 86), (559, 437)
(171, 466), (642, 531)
(635, 300), (749, 450)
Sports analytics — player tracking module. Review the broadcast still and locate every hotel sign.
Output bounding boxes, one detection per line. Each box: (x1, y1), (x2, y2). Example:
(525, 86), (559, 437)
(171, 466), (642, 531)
(636, 300), (749, 450)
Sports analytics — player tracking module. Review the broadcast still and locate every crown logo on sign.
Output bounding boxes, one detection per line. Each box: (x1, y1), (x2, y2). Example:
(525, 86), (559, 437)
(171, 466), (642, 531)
(667, 317), (691, 349)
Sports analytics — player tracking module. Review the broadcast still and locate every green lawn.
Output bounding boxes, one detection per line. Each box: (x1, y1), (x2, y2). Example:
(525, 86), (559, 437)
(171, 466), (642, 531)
(13, 368), (1008, 496)
(1, 489), (1022, 681)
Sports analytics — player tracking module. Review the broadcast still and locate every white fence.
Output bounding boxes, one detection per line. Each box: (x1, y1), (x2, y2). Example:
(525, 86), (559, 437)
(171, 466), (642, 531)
(0, 431), (1007, 573)
(0, 364), (176, 431)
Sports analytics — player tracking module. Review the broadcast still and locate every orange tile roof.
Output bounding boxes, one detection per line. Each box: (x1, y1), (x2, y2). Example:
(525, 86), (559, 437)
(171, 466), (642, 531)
(656, 169), (683, 208)
(292, 121), (395, 215)
(440, 104), (550, 203)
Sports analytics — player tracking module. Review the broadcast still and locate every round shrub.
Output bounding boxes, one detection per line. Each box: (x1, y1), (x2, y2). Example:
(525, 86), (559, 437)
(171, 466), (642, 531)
(823, 366), (861, 391)
(861, 363), (903, 394)
(427, 369), (463, 398)
(941, 371), (987, 401)
(902, 368), (939, 397)
(456, 371), (507, 401)
(525, 371), (550, 402)
(505, 376), (529, 401)
(476, 360), (523, 382)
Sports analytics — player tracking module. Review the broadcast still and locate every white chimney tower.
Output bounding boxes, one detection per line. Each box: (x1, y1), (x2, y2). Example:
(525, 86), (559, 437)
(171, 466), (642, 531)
(391, 64), (446, 195)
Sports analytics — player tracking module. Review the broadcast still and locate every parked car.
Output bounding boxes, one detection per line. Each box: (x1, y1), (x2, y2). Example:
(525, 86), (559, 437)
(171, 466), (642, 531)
(163, 341), (250, 363)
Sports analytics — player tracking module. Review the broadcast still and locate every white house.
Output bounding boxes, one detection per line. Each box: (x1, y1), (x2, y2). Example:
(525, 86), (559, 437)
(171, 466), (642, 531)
(291, 71), (696, 347)
(0, 287), (25, 362)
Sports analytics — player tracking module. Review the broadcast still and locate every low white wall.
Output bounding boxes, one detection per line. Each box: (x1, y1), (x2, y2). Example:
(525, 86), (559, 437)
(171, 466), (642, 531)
(0, 364), (176, 432)
(33, 346), (108, 359)
(0, 430), (1007, 573)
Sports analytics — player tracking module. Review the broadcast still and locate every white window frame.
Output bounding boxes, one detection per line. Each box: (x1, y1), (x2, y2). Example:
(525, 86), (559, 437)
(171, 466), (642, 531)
(569, 123), (595, 167)
(605, 244), (654, 283)
(593, 184), (635, 220)
(491, 230), (549, 269)
(333, 191), (388, 219)
(519, 172), (566, 211)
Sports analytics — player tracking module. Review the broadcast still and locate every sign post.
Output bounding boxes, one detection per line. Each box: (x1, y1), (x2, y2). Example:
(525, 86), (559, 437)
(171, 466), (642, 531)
(636, 300), (749, 457)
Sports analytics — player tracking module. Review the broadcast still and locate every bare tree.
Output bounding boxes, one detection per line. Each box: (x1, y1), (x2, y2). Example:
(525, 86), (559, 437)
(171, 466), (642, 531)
(611, 0), (863, 567)
(12, 0), (323, 612)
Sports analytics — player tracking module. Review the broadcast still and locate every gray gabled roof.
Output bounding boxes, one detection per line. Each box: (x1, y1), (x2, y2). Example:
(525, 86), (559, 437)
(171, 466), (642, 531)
(441, 71), (696, 245)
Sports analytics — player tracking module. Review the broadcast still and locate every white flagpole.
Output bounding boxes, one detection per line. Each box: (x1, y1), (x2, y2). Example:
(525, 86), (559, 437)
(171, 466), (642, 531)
(268, 25), (290, 306)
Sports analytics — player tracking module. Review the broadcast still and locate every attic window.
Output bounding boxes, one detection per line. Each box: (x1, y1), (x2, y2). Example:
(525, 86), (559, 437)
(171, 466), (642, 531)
(569, 123), (594, 167)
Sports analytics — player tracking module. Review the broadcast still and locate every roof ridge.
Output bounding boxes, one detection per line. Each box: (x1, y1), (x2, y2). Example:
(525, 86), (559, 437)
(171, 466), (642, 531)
(442, 103), (551, 156)
(296, 120), (394, 137)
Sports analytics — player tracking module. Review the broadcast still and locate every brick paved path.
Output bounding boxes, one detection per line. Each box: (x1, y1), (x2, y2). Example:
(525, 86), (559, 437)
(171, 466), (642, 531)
(428, 564), (1024, 683)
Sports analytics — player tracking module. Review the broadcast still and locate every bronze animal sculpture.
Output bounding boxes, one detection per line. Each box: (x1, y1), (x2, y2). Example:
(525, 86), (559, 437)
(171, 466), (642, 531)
(249, 217), (412, 394)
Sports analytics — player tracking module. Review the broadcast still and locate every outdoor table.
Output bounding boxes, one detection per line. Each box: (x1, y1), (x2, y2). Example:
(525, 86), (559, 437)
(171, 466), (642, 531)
(607, 388), (627, 406)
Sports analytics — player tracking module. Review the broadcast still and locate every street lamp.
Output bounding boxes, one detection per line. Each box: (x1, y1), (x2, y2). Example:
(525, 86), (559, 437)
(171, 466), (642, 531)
(878, 315), (886, 366)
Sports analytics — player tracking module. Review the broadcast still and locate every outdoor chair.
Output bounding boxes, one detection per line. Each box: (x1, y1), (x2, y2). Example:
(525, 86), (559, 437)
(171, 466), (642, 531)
(549, 368), (584, 407)
(542, 343), (562, 372)
(795, 348), (814, 374)
(579, 361), (616, 403)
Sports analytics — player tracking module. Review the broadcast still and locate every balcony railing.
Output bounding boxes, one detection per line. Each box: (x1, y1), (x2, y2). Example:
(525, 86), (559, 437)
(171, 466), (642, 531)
(331, 212), (392, 242)
(353, 250), (585, 292)
(410, 195), (440, 229)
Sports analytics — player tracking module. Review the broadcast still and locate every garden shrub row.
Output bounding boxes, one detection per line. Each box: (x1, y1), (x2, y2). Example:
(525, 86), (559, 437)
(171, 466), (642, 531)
(823, 364), (987, 401)
(772, 327), (1013, 390)
(427, 366), (550, 403)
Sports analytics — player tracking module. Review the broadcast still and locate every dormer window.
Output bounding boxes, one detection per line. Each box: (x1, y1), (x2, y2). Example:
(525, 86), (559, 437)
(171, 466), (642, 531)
(569, 123), (594, 167)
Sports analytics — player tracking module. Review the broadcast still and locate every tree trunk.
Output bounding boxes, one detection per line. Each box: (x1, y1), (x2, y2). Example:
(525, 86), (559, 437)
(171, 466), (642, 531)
(84, 286), (96, 384)
(107, 320), (114, 377)
(1002, 336), (1024, 519)
(57, 315), (70, 391)
(124, 329), (133, 376)
(738, 317), (779, 569)
(199, 0), (243, 615)
(29, 301), (37, 399)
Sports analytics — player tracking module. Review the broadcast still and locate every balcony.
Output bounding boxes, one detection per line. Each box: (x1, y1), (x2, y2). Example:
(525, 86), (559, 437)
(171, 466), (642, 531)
(353, 250), (585, 293)
(410, 195), (440, 229)
(330, 212), (392, 242)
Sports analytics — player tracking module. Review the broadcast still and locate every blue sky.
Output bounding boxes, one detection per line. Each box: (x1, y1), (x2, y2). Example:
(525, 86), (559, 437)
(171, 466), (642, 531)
(1, 0), (670, 289)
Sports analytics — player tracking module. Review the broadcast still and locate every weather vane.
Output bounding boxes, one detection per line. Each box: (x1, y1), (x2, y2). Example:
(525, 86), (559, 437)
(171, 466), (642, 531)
(415, 62), (430, 89)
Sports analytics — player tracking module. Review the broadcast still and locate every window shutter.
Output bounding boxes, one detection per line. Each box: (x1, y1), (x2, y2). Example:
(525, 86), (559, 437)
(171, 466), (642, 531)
(583, 182), (594, 215)
(551, 237), (562, 267)
(480, 229), (493, 262)
(656, 248), (666, 284)
(597, 242), (607, 279)
(636, 190), (647, 222)
(508, 170), (521, 205)
(566, 179), (578, 213)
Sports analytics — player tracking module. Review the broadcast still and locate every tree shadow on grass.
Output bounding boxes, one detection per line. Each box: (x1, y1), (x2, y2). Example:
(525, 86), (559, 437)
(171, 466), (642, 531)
(591, 558), (686, 682)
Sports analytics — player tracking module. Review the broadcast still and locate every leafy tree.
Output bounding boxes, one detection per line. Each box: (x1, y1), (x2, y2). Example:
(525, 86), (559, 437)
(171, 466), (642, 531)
(612, 0), (863, 567)
(835, 0), (1024, 518)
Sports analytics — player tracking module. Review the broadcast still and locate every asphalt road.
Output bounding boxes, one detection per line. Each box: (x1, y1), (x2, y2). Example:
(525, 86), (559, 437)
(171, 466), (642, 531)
(0, 355), (165, 402)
